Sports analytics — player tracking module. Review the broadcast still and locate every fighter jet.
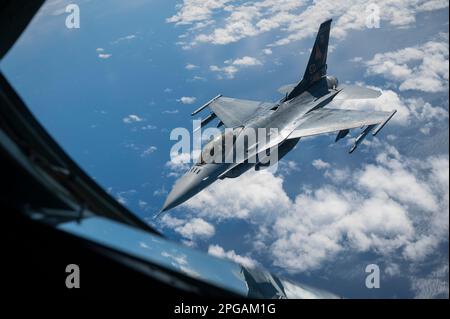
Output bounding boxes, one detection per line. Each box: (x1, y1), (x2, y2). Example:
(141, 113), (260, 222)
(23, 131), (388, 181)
(159, 19), (396, 214)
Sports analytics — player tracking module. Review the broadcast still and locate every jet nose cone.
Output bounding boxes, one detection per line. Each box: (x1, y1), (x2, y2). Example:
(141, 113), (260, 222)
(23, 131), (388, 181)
(160, 172), (199, 212)
(159, 164), (218, 214)
(161, 184), (186, 212)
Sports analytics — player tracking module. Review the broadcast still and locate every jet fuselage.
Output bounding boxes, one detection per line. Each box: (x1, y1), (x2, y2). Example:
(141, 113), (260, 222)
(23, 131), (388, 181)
(161, 80), (338, 212)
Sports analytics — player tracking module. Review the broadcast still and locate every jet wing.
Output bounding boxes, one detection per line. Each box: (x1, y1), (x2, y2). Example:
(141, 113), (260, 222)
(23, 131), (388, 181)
(192, 96), (274, 128)
(278, 83), (381, 100)
(288, 108), (396, 139)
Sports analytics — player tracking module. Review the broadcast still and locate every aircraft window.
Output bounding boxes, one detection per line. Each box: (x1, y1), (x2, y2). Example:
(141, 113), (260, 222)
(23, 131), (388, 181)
(0, 1), (347, 299)
(0, 1), (177, 217)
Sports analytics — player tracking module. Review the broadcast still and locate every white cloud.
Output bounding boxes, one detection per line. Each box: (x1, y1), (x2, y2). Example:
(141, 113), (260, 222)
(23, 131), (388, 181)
(112, 34), (137, 44)
(166, 0), (233, 25)
(278, 160), (300, 176)
(208, 244), (258, 268)
(167, 0), (448, 48)
(210, 64), (239, 79)
(182, 144), (449, 274)
(177, 96), (197, 104)
(365, 35), (449, 92)
(406, 98), (448, 122)
(160, 214), (185, 228)
(189, 75), (207, 82)
(332, 89), (411, 125)
(123, 114), (144, 123)
(138, 200), (148, 210)
(184, 170), (291, 220)
(228, 56), (262, 66)
(141, 124), (157, 130)
(210, 56), (262, 79)
(98, 53), (112, 59)
(163, 109), (179, 114)
(332, 88), (448, 127)
(141, 146), (157, 157)
(116, 189), (137, 205)
(312, 159), (331, 170)
(173, 218), (216, 240)
(263, 48), (273, 55)
(411, 264), (449, 298)
(385, 263), (401, 276)
(324, 167), (350, 183)
(165, 152), (192, 176)
(185, 63), (199, 70)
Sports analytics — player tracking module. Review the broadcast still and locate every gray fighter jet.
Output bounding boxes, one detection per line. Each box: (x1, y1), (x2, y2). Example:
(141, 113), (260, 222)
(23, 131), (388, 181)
(160, 19), (396, 214)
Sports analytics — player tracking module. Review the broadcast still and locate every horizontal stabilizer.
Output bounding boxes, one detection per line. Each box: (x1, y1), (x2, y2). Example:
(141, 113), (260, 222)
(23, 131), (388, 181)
(334, 85), (381, 100)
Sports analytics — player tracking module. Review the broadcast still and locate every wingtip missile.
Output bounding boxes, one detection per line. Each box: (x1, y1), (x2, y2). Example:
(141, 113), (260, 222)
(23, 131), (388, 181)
(372, 110), (397, 136)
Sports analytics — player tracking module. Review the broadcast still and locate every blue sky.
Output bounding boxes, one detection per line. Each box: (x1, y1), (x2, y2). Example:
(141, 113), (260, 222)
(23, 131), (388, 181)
(1, 0), (448, 298)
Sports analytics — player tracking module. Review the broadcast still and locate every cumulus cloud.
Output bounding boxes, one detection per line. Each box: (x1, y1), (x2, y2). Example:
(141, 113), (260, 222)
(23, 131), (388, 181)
(209, 64), (239, 79)
(165, 152), (192, 176)
(98, 53), (112, 59)
(112, 34), (137, 44)
(364, 34), (449, 92)
(141, 124), (157, 130)
(163, 109), (180, 115)
(166, 0), (233, 25)
(270, 148), (448, 272)
(175, 218), (216, 240)
(181, 144), (449, 274)
(161, 215), (215, 240)
(115, 189), (137, 205)
(141, 146), (157, 157)
(331, 88), (448, 126)
(312, 159), (331, 170)
(228, 56), (262, 66)
(185, 63), (199, 70)
(183, 170), (291, 220)
(177, 96), (197, 104)
(210, 56), (262, 79)
(208, 244), (258, 268)
(411, 264), (449, 298)
(160, 250), (202, 278)
(332, 89), (411, 125)
(167, 0), (448, 47)
(123, 114), (144, 123)
(96, 47), (112, 59)
(278, 160), (301, 176)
